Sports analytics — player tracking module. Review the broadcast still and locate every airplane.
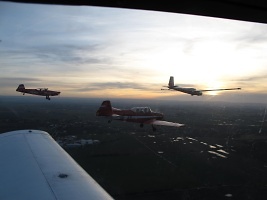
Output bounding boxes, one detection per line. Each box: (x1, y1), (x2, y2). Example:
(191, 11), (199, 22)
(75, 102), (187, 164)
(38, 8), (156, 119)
(161, 76), (241, 96)
(96, 100), (184, 131)
(16, 84), (61, 100)
(0, 130), (113, 200)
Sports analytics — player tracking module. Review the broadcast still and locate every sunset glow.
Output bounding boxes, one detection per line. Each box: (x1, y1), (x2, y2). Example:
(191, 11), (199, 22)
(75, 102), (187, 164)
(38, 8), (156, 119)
(0, 2), (267, 103)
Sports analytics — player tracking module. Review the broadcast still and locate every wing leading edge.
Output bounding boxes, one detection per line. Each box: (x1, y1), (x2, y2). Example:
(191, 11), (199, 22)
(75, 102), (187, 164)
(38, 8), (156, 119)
(199, 88), (241, 92)
(0, 130), (113, 200)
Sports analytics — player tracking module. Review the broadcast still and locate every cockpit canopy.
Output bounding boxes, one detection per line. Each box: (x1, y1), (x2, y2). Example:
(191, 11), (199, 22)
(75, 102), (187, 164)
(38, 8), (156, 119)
(188, 88), (196, 91)
(39, 88), (48, 91)
(131, 107), (152, 113)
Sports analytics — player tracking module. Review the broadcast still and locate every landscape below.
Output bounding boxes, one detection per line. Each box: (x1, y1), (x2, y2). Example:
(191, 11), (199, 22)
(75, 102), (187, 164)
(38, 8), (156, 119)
(0, 96), (266, 200)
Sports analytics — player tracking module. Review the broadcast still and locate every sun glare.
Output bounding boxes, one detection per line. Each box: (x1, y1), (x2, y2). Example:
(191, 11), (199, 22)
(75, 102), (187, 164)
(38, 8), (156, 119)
(202, 80), (225, 96)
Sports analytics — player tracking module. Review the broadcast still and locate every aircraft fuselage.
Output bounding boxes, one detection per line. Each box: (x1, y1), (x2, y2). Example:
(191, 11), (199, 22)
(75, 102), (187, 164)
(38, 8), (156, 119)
(16, 84), (60, 100)
(96, 100), (184, 131)
(17, 88), (60, 96)
(170, 87), (202, 96)
(97, 106), (163, 124)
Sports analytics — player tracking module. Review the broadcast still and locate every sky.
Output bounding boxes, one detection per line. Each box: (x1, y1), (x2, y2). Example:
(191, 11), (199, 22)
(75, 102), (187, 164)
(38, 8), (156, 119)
(0, 1), (267, 103)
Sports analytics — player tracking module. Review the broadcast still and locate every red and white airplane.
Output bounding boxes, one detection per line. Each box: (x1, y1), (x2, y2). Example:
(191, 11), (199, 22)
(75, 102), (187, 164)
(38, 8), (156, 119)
(96, 100), (184, 131)
(16, 84), (61, 100)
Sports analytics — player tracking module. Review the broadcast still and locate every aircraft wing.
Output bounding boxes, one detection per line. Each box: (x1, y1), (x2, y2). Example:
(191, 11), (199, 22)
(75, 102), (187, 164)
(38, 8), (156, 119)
(0, 130), (113, 200)
(199, 88), (241, 92)
(146, 120), (185, 128)
(110, 114), (122, 120)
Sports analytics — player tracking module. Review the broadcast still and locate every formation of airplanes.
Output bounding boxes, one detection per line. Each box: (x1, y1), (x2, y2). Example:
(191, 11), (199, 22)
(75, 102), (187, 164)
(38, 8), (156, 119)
(16, 84), (60, 100)
(16, 76), (241, 100)
(15, 76), (241, 132)
(15, 75), (241, 101)
(8, 79), (242, 199)
(96, 100), (184, 131)
(2, 0), (254, 199)
(8, 80), (190, 199)
(15, 76), (241, 130)
(161, 76), (241, 96)
(8, 77), (241, 199)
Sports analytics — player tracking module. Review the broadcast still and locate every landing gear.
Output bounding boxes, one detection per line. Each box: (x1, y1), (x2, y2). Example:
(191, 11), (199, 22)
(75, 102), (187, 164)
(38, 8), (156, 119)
(46, 96), (51, 100)
(152, 125), (156, 132)
(23, 93), (25, 95)
(140, 123), (144, 128)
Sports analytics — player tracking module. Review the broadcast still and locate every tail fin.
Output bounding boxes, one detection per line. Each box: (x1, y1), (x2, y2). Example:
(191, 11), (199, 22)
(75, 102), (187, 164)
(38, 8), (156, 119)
(16, 84), (25, 91)
(168, 76), (174, 88)
(96, 100), (113, 116)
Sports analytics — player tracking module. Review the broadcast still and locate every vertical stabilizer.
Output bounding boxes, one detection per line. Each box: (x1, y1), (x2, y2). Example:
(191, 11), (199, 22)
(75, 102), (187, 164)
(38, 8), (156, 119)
(96, 100), (113, 116)
(16, 84), (25, 91)
(168, 76), (174, 88)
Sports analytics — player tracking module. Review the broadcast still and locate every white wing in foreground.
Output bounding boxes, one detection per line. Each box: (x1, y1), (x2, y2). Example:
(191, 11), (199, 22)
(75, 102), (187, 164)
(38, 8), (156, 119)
(150, 120), (185, 127)
(0, 130), (113, 200)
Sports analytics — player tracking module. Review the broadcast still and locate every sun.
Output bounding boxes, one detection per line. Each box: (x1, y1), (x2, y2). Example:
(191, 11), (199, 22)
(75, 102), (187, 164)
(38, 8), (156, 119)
(202, 80), (225, 96)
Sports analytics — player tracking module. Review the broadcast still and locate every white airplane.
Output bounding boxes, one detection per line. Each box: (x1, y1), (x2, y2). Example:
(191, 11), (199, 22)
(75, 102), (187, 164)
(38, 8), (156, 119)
(0, 130), (113, 200)
(161, 76), (241, 96)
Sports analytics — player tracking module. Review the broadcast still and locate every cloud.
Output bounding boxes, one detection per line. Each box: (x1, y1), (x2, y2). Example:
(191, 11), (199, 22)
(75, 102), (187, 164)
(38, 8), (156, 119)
(231, 25), (267, 51)
(234, 74), (267, 82)
(0, 77), (40, 81)
(0, 43), (118, 78)
(32, 44), (108, 65)
(232, 74), (267, 87)
(2, 43), (106, 64)
(236, 31), (267, 45)
(0, 77), (44, 95)
(228, 74), (267, 93)
(1, 2), (267, 103)
(0, 77), (67, 90)
(75, 82), (153, 92)
(182, 38), (204, 55)
(0, 77), (41, 87)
